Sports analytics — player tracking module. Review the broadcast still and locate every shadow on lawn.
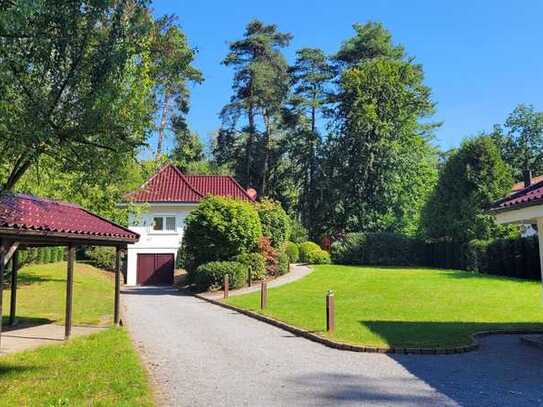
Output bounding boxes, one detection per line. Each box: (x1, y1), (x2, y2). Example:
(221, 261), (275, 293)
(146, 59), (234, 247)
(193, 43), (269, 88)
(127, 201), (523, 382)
(15, 272), (65, 286)
(360, 320), (543, 348)
(0, 363), (40, 377)
(0, 317), (52, 331)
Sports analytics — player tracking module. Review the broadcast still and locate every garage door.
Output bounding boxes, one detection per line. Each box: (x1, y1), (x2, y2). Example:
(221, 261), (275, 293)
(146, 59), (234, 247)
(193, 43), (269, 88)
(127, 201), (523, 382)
(137, 254), (174, 286)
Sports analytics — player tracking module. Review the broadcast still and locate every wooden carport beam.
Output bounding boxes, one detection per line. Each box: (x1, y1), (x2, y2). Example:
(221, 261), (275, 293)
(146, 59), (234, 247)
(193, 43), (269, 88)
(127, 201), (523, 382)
(9, 250), (18, 326)
(1, 241), (19, 267)
(65, 244), (75, 339)
(0, 239), (5, 349)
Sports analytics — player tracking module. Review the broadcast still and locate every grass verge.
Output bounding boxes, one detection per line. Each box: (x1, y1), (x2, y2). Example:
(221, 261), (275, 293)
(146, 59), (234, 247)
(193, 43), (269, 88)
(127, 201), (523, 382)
(226, 265), (543, 348)
(0, 328), (153, 406)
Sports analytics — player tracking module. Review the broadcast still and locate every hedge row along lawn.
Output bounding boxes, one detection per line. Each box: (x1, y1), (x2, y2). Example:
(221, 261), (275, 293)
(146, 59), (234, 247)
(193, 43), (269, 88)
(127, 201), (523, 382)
(0, 262), (154, 406)
(226, 265), (543, 348)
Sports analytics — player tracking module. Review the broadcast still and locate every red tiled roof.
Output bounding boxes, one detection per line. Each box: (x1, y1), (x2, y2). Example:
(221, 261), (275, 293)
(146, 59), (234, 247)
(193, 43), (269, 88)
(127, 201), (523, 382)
(511, 175), (543, 193)
(185, 175), (254, 201)
(125, 164), (254, 203)
(0, 193), (139, 241)
(492, 179), (543, 211)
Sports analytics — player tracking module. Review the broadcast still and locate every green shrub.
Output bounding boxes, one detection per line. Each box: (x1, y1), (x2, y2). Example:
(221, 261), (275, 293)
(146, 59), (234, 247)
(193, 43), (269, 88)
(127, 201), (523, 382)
(43, 247), (52, 263)
(305, 249), (331, 264)
(232, 253), (266, 281)
(194, 261), (248, 291)
(285, 242), (300, 263)
(299, 241), (321, 263)
(289, 219), (308, 243)
(183, 196), (262, 272)
(331, 233), (366, 264)
(331, 233), (426, 266)
(277, 250), (290, 275)
(256, 199), (291, 248)
(55, 247), (64, 262)
(37, 248), (46, 264)
(87, 246), (116, 271)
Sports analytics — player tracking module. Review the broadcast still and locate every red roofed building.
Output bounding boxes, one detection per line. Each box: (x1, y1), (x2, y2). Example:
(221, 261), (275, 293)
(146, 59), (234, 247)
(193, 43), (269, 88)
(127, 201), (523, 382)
(0, 193), (138, 243)
(493, 178), (543, 347)
(123, 164), (255, 286)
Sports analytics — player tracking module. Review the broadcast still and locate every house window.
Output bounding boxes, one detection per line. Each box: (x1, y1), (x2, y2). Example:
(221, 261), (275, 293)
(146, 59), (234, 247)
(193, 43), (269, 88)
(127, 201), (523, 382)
(152, 216), (176, 232)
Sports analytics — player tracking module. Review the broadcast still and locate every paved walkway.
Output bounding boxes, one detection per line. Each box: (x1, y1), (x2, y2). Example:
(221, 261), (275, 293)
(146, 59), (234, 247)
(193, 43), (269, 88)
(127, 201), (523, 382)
(122, 287), (543, 407)
(200, 263), (312, 300)
(0, 323), (106, 355)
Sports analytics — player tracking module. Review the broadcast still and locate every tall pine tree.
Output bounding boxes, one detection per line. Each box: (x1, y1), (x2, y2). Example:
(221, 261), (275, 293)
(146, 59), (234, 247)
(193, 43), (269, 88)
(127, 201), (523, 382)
(218, 19), (292, 195)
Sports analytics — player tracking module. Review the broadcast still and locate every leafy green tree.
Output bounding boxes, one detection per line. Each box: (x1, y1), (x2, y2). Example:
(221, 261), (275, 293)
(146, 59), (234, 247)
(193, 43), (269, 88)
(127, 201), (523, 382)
(326, 23), (437, 235)
(285, 48), (334, 237)
(219, 19), (292, 194)
(422, 136), (514, 243)
(0, 0), (154, 191)
(149, 15), (203, 159)
(491, 104), (543, 184)
(170, 120), (204, 171)
(334, 21), (405, 66)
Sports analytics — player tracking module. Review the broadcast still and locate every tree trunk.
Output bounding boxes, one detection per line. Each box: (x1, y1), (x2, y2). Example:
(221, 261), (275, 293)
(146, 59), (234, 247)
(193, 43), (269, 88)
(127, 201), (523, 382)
(245, 102), (256, 188)
(2, 155), (34, 192)
(156, 91), (171, 159)
(261, 112), (271, 196)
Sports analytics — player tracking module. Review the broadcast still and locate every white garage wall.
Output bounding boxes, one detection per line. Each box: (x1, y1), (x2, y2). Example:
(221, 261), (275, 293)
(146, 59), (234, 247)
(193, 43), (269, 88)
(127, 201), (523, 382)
(126, 204), (196, 286)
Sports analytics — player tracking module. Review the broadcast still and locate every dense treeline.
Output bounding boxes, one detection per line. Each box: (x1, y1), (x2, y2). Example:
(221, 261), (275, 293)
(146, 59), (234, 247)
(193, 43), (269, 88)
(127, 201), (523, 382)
(1, 3), (542, 247)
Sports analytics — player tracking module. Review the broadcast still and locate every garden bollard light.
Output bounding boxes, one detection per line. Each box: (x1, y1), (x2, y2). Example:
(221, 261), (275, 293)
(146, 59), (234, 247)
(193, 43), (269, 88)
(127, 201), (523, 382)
(247, 269), (252, 287)
(224, 274), (229, 299)
(326, 289), (335, 333)
(261, 280), (268, 309)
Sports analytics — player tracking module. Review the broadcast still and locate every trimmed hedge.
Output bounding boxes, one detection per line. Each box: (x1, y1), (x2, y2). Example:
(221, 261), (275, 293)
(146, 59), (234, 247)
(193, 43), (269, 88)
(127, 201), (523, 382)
(194, 261), (248, 291)
(299, 241), (321, 263)
(87, 246), (116, 271)
(331, 232), (541, 280)
(285, 242), (300, 263)
(305, 249), (331, 265)
(18, 247), (64, 266)
(233, 252), (266, 281)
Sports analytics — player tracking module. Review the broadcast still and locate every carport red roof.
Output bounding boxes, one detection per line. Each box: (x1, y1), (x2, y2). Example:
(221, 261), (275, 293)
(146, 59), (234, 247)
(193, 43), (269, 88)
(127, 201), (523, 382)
(492, 179), (543, 211)
(0, 193), (139, 241)
(125, 164), (255, 203)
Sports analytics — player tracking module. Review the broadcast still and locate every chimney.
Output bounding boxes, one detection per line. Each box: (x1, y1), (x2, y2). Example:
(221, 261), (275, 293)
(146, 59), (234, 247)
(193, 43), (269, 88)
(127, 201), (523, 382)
(523, 169), (532, 188)
(246, 188), (257, 200)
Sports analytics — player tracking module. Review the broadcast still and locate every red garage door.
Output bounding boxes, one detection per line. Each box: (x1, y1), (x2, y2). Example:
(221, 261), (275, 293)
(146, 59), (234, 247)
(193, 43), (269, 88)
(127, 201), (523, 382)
(137, 254), (174, 286)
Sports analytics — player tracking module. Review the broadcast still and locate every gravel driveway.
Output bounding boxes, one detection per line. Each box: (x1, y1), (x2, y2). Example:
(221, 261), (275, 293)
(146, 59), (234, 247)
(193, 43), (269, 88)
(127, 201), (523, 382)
(122, 287), (543, 407)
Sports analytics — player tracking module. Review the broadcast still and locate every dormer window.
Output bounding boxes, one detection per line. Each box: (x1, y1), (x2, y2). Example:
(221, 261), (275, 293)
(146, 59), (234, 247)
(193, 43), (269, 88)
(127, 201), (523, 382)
(152, 215), (176, 232)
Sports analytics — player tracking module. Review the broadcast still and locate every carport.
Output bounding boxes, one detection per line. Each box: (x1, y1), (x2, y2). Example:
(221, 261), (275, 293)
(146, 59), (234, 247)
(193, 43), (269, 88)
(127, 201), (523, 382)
(493, 179), (543, 348)
(0, 193), (139, 350)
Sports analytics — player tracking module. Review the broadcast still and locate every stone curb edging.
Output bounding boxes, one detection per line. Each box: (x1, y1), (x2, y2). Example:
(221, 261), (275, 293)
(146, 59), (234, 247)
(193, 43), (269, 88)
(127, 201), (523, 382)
(195, 293), (543, 355)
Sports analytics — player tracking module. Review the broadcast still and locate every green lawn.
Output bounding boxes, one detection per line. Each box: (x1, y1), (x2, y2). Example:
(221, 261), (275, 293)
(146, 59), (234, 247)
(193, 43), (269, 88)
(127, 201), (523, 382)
(226, 265), (543, 348)
(2, 262), (114, 325)
(0, 262), (154, 406)
(0, 328), (153, 406)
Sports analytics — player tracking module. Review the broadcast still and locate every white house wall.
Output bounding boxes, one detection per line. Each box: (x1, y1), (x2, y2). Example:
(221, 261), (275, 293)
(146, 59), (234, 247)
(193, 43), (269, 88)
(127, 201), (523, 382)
(126, 204), (197, 286)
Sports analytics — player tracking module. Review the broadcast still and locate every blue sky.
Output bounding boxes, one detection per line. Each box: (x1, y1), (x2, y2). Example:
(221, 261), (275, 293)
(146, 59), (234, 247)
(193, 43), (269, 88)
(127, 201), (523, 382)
(150, 0), (542, 155)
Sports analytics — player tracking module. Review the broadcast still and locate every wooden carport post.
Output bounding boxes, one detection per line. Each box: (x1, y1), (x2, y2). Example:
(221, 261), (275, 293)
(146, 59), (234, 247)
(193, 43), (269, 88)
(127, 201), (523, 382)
(114, 246), (124, 326)
(0, 240), (5, 350)
(9, 250), (18, 325)
(65, 244), (75, 339)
